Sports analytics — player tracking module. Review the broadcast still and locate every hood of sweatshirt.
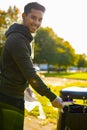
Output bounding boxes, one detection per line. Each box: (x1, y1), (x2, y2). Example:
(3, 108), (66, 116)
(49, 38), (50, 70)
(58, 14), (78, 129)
(5, 23), (33, 42)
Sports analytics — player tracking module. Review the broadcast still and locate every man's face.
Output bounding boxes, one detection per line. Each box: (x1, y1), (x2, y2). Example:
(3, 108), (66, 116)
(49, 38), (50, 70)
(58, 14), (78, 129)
(22, 9), (44, 33)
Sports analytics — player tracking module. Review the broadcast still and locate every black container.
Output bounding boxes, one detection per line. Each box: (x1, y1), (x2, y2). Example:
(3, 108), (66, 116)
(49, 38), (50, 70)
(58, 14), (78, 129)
(57, 87), (87, 130)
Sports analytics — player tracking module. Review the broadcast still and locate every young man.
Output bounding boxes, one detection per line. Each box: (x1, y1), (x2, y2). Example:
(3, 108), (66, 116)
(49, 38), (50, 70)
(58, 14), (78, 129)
(0, 2), (63, 130)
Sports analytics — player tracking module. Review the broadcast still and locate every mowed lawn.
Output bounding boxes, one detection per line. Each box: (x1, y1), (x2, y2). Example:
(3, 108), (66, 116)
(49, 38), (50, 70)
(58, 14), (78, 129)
(44, 72), (87, 80)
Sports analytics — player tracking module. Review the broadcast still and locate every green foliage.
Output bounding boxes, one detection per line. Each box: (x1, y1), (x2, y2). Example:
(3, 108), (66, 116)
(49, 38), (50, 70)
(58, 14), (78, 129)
(0, 6), (20, 47)
(0, 6), (20, 28)
(77, 54), (87, 68)
(0, 10), (6, 27)
(56, 41), (76, 67)
(34, 27), (58, 64)
(34, 27), (76, 68)
(34, 27), (87, 69)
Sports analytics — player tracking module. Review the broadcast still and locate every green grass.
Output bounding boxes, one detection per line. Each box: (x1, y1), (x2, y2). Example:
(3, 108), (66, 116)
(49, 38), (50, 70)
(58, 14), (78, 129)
(44, 72), (87, 80)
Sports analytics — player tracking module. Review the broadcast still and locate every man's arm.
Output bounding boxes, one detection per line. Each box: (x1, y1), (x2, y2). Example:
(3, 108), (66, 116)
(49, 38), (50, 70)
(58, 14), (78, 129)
(10, 37), (63, 108)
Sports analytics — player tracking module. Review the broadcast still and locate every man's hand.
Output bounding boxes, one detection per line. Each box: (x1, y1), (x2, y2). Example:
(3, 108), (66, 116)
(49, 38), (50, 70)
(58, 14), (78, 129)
(51, 96), (63, 108)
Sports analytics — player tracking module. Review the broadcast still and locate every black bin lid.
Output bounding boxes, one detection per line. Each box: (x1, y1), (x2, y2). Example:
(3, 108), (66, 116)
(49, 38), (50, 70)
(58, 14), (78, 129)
(60, 86), (87, 100)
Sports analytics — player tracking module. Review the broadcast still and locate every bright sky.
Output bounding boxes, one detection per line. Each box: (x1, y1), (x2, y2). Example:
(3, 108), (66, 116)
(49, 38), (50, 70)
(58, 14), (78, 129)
(0, 0), (87, 55)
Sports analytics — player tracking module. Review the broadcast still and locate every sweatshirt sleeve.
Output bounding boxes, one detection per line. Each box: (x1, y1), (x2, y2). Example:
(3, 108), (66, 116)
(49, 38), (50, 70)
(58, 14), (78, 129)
(27, 73), (57, 101)
(9, 35), (57, 101)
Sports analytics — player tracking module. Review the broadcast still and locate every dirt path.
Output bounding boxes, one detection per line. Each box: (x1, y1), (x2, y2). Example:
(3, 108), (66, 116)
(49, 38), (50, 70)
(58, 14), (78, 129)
(43, 77), (87, 86)
(24, 116), (57, 130)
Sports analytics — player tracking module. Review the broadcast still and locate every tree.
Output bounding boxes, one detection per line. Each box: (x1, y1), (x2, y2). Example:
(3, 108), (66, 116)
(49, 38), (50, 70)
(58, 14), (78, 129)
(56, 41), (76, 68)
(6, 6), (20, 27)
(77, 54), (87, 68)
(0, 6), (20, 55)
(34, 27), (76, 71)
(0, 6), (20, 29)
(34, 27), (58, 65)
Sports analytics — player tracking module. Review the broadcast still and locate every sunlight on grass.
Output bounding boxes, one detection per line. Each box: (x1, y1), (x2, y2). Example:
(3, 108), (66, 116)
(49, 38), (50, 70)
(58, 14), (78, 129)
(44, 72), (87, 80)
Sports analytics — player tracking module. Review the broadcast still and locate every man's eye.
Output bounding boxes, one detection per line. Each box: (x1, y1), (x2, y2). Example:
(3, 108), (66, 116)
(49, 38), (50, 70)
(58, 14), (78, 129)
(31, 16), (36, 20)
(39, 18), (42, 22)
(31, 16), (42, 22)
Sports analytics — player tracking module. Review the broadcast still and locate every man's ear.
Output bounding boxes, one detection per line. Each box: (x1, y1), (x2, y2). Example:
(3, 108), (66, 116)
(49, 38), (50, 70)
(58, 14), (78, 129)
(22, 13), (25, 19)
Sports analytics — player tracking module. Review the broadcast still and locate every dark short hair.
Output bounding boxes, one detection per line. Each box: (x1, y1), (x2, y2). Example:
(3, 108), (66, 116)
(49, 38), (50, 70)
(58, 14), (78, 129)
(24, 2), (46, 15)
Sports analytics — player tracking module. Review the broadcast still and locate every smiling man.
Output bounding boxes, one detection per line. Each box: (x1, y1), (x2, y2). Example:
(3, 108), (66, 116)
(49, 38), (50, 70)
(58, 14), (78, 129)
(0, 2), (63, 130)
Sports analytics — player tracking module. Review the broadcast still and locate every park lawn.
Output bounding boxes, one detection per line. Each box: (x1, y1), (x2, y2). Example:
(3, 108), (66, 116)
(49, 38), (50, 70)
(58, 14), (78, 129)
(44, 72), (87, 80)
